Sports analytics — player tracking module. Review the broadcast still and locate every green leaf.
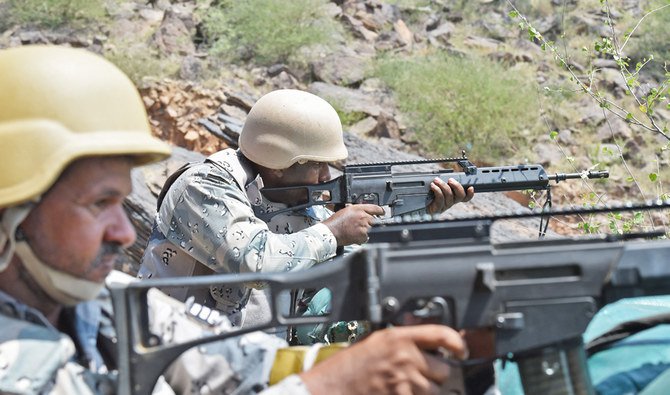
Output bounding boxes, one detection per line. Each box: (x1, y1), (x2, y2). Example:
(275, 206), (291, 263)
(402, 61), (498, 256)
(626, 176), (634, 182)
(508, 10), (519, 18)
(609, 221), (618, 233)
(649, 173), (658, 182)
(634, 212), (644, 223)
(550, 131), (558, 140)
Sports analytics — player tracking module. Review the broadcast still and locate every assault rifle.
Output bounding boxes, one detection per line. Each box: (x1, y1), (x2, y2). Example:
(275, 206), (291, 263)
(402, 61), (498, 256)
(109, 201), (670, 395)
(253, 153), (609, 221)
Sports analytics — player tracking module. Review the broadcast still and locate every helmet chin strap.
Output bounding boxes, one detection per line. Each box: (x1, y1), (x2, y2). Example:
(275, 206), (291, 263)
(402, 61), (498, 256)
(14, 241), (105, 306)
(1, 203), (104, 305)
(0, 204), (33, 272)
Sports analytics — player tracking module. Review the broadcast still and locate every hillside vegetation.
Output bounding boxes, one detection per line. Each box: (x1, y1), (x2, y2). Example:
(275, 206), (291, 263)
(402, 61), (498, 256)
(1, 0), (668, 235)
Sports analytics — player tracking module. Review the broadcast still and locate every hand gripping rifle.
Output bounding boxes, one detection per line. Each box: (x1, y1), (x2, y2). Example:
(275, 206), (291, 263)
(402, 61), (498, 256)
(109, 201), (670, 395)
(253, 152), (609, 221)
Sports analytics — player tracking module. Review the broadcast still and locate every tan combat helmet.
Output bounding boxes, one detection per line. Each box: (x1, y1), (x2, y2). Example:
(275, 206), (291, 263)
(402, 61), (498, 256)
(238, 89), (348, 169)
(0, 45), (171, 207)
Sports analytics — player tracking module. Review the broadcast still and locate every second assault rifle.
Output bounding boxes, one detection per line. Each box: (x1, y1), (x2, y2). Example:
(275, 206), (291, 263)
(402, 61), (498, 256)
(110, 201), (670, 395)
(253, 153), (609, 221)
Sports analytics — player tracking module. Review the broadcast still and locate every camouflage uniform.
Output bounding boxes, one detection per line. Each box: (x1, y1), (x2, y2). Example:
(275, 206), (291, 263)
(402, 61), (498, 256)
(0, 278), (311, 394)
(139, 149), (338, 334)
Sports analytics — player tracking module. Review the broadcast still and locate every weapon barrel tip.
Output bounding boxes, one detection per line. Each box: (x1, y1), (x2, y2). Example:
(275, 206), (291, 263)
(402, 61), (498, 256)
(549, 169), (609, 182)
(588, 170), (610, 179)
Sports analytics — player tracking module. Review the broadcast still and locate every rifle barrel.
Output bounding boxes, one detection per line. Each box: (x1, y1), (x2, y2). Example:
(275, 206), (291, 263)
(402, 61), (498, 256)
(548, 170), (609, 182)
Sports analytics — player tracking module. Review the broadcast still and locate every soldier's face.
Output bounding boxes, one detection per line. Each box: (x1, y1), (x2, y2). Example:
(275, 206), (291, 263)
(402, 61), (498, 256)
(19, 156), (136, 284)
(273, 161), (331, 204)
(277, 161), (331, 187)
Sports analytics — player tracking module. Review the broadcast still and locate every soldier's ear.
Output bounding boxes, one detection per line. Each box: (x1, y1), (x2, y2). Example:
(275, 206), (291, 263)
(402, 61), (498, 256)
(256, 167), (285, 188)
(268, 169), (284, 179)
(255, 164), (283, 183)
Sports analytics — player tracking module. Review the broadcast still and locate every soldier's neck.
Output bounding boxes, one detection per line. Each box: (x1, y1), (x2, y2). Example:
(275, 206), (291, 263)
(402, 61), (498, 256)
(0, 257), (63, 326)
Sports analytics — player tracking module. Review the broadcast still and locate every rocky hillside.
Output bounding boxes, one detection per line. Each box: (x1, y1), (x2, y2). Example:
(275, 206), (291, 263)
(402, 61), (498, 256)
(2, 0), (668, 269)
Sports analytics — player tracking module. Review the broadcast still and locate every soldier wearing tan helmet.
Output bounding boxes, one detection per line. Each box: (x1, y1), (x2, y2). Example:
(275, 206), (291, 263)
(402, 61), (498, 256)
(0, 45), (469, 395)
(239, 88), (349, 169)
(0, 44), (171, 307)
(139, 88), (474, 337)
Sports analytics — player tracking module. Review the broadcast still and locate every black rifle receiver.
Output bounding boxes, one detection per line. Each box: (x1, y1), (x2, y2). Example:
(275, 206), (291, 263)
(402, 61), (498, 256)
(110, 201), (670, 395)
(254, 154), (609, 221)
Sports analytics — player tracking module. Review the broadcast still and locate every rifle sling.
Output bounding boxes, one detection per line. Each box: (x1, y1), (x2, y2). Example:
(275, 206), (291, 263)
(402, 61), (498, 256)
(156, 158), (230, 211)
(585, 312), (670, 357)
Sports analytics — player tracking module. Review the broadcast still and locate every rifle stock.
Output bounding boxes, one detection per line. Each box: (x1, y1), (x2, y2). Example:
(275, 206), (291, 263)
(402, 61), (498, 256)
(111, 202), (670, 395)
(254, 155), (609, 221)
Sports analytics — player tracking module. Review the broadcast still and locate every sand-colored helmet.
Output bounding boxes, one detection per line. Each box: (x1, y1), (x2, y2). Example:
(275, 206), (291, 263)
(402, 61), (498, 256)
(0, 45), (171, 207)
(239, 89), (348, 169)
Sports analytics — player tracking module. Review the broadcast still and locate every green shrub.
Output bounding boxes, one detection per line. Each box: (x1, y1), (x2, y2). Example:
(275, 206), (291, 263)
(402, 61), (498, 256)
(373, 52), (539, 160)
(337, 110), (368, 128)
(4, 0), (106, 29)
(105, 43), (180, 88)
(200, 0), (341, 66)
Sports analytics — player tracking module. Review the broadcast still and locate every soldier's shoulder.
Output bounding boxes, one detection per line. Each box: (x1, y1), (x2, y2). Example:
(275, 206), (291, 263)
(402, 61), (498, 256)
(0, 314), (77, 394)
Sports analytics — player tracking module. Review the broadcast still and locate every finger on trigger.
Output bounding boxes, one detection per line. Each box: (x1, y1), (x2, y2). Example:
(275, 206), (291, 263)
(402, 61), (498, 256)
(421, 351), (451, 385)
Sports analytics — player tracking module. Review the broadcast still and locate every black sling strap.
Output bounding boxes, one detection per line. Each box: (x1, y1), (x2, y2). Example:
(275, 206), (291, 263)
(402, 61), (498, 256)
(155, 157), (238, 211)
(586, 311), (670, 357)
(155, 161), (199, 211)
